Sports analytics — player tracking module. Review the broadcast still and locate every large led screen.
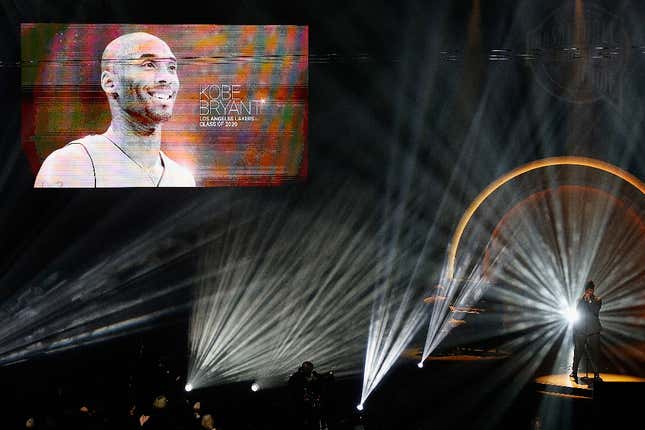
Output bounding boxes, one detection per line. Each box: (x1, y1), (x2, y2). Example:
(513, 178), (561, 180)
(22, 24), (308, 187)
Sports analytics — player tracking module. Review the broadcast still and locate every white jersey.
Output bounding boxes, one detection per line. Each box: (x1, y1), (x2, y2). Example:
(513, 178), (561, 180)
(35, 135), (196, 188)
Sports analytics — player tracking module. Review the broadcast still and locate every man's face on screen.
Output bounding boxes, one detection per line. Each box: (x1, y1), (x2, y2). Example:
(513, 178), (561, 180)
(110, 35), (180, 124)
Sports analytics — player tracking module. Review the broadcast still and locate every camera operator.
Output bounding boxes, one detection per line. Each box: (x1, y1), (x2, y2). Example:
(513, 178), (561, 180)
(288, 361), (334, 429)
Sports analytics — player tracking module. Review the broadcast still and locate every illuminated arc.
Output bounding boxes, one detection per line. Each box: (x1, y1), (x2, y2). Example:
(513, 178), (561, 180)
(447, 156), (645, 279)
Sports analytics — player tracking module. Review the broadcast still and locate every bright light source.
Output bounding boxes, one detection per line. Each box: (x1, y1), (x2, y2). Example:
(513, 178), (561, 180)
(417, 362), (424, 369)
(564, 306), (578, 324)
(185, 384), (193, 392)
(357, 403), (364, 411)
(251, 382), (260, 392)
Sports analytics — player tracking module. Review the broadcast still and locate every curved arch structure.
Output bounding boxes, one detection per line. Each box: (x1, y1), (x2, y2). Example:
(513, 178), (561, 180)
(447, 156), (645, 279)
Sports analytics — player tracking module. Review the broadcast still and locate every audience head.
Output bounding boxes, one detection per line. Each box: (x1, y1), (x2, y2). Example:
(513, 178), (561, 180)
(153, 394), (168, 409)
(201, 414), (215, 429)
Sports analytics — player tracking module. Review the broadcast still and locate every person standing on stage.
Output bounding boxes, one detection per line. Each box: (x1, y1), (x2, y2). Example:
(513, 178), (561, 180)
(570, 280), (603, 383)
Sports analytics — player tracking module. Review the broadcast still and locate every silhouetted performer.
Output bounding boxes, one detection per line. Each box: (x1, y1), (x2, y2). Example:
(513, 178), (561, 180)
(570, 280), (603, 383)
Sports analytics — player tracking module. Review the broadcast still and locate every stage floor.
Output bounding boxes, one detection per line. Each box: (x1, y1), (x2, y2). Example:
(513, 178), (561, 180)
(534, 373), (645, 399)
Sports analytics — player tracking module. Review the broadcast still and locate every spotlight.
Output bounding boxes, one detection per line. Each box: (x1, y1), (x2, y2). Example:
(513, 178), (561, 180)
(251, 382), (260, 392)
(184, 384), (193, 392)
(417, 362), (424, 369)
(564, 306), (579, 324)
(356, 403), (364, 411)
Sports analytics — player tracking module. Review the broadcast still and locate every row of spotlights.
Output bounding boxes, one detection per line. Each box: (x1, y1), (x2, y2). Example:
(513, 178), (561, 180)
(188, 305), (580, 411)
(187, 382), (262, 393)
(187, 382), (264, 393)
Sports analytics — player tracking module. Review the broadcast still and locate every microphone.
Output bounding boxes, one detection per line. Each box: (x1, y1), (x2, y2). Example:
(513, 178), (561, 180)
(587, 294), (599, 304)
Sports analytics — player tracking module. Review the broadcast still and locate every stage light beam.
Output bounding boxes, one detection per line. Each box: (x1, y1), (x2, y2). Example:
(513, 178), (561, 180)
(563, 306), (579, 324)
(187, 188), (387, 390)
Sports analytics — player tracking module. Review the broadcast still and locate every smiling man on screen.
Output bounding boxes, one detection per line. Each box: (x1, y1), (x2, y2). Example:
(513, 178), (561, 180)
(35, 32), (196, 188)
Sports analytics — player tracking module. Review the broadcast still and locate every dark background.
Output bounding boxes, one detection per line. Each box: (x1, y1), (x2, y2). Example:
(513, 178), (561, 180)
(0, 0), (644, 429)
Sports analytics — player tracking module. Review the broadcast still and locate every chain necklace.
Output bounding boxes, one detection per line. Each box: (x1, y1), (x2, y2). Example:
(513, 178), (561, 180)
(103, 134), (164, 187)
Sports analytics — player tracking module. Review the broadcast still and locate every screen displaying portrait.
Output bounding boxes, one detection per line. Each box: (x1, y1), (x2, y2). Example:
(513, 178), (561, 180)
(21, 24), (308, 187)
